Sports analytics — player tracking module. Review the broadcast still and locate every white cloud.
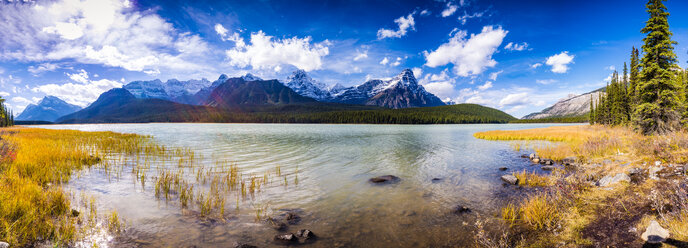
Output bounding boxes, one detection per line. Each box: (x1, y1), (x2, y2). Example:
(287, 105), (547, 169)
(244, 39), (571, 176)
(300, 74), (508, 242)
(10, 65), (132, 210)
(411, 67), (422, 78)
(424, 26), (507, 77)
(423, 81), (455, 99)
(606, 65), (616, 71)
(488, 70), (503, 81)
(379, 57), (389, 65)
(214, 23), (229, 40)
(441, 3), (458, 17)
(536, 79), (557, 85)
(504, 42), (528, 51)
(419, 69), (456, 99)
(11, 96), (34, 105)
(0, 0), (212, 75)
(33, 79), (122, 107)
(27, 62), (59, 75)
(457, 11), (485, 25)
(225, 31), (330, 72)
(391, 57), (401, 66)
(0, 92), (9, 97)
(377, 13), (415, 39)
(531, 63), (542, 69)
(478, 81), (492, 90)
(420, 9), (430, 16)
(545, 51), (574, 73)
(353, 51), (368, 61)
(499, 92), (529, 107)
(67, 69), (89, 84)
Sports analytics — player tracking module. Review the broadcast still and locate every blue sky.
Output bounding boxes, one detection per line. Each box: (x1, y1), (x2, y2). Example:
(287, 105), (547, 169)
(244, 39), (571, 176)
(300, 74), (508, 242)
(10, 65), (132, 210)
(1, 0), (687, 117)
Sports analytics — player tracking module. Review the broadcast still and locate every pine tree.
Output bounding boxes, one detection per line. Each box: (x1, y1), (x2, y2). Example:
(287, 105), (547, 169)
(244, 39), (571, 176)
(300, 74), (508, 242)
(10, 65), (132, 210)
(629, 47), (640, 108)
(634, 0), (681, 134)
(589, 96), (595, 125)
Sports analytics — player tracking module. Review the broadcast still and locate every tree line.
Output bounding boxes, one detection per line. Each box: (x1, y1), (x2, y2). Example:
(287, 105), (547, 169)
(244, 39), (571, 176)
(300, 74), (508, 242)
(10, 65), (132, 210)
(591, 0), (688, 135)
(0, 97), (14, 127)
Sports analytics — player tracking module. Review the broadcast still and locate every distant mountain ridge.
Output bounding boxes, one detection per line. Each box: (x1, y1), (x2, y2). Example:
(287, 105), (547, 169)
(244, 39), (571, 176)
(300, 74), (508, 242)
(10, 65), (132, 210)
(16, 96), (81, 122)
(523, 88), (604, 119)
(205, 77), (317, 107)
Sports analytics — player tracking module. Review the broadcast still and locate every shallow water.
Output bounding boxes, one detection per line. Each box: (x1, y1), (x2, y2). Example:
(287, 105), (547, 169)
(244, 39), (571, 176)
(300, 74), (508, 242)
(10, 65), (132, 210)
(34, 123), (574, 247)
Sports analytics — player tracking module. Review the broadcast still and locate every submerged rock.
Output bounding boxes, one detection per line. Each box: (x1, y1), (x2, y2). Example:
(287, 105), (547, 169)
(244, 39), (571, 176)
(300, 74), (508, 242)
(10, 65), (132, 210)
(285, 212), (301, 225)
(274, 233), (299, 243)
(235, 244), (257, 248)
(296, 229), (316, 240)
(431, 177), (443, 183)
(369, 175), (400, 184)
(498, 167), (508, 171)
(453, 205), (471, 215)
(501, 175), (519, 185)
(641, 220), (670, 244)
(597, 173), (630, 187)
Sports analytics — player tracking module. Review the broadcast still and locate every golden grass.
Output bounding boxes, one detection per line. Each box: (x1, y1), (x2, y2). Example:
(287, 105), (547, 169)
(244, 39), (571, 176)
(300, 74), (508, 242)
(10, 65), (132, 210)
(512, 170), (553, 187)
(501, 193), (561, 231)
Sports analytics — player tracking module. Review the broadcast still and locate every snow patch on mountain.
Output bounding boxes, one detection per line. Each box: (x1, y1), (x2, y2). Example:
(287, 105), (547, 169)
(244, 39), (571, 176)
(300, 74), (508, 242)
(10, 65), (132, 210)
(284, 69), (331, 101)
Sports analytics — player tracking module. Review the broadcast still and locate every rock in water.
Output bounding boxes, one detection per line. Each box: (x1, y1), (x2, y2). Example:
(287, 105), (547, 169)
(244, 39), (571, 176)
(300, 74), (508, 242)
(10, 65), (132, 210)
(532, 158), (541, 164)
(641, 220), (670, 243)
(597, 173), (630, 187)
(501, 175), (519, 185)
(498, 167), (508, 171)
(296, 229), (316, 240)
(274, 233), (299, 243)
(453, 205), (471, 215)
(369, 175), (400, 184)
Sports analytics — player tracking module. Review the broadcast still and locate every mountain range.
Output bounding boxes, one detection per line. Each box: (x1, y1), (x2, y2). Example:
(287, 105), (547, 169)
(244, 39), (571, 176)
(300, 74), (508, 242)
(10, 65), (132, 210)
(523, 88), (604, 119)
(21, 68), (516, 124)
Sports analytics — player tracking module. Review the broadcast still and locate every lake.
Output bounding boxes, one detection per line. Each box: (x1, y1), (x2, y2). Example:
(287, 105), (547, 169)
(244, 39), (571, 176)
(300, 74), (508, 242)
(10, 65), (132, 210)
(33, 123), (572, 247)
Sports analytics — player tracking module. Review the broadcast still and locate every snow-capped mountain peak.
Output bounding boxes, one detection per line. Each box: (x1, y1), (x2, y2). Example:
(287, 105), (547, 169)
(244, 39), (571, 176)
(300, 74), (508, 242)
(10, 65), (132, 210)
(284, 69), (330, 100)
(241, 73), (262, 81)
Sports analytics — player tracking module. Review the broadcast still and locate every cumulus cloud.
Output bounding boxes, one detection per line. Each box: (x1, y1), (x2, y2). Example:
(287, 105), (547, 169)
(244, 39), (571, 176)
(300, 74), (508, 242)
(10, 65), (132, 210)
(379, 57), (389, 65)
(411, 67), (422, 78)
(441, 2), (458, 17)
(504, 42), (528, 51)
(478, 81), (492, 90)
(377, 13), (415, 39)
(420, 9), (430, 16)
(0, 92), (9, 97)
(391, 57), (402, 66)
(33, 70), (122, 107)
(225, 31), (330, 72)
(0, 0), (211, 75)
(214, 23), (229, 40)
(424, 26), (507, 77)
(531, 63), (542, 69)
(545, 51), (574, 73)
(499, 92), (529, 107)
(419, 69), (456, 99)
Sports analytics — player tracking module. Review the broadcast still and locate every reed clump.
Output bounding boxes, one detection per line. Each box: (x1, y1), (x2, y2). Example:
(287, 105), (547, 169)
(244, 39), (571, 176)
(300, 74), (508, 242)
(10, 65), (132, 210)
(512, 170), (553, 187)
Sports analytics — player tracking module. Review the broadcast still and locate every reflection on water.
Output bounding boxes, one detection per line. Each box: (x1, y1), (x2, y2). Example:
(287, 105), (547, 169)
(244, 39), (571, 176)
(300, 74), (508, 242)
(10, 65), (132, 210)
(35, 123), (570, 247)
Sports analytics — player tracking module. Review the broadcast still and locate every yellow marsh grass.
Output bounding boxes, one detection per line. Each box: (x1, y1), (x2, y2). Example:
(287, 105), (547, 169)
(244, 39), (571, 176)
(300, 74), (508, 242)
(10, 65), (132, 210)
(513, 170), (553, 187)
(0, 127), (155, 246)
(501, 193), (561, 231)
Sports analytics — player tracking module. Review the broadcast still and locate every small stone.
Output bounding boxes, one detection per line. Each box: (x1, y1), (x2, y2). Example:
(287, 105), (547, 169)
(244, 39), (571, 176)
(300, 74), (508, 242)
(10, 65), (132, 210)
(274, 233), (299, 243)
(641, 220), (670, 244)
(369, 175), (400, 184)
(453, 205), (471, 215)
(520, 154), (529, 158)
(296, 229), (316, 240)
(532, 158), (541, 164)
(431, 177), (443, 183)
(0, 242), (8, 248)
(501, 175), (519, 185)
(541, 165), (555, 171)
(529, 153), (536, 160)
(498, 167), (508, 171)
(562, 157), (577, 165)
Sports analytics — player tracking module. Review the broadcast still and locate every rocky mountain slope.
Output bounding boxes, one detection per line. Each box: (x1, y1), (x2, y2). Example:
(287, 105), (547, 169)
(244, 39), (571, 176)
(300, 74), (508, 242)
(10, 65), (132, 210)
(204, 77), (316, 108)
(16, 96), (82, 122)
(523, 89), (604, 119)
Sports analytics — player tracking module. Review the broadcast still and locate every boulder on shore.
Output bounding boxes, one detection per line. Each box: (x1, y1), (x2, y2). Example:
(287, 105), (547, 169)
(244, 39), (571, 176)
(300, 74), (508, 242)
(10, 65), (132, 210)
(597, 173), (630, 187)
(641, 220), (670, 244)
(0, 241), (8, 248)
(369, 175), (400, 184)
(501, 175), (519, 185)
